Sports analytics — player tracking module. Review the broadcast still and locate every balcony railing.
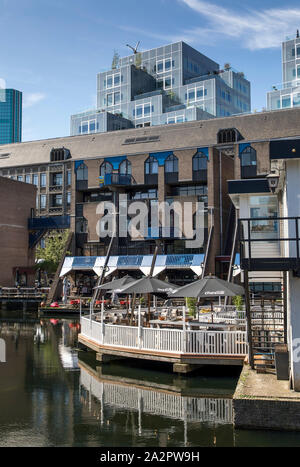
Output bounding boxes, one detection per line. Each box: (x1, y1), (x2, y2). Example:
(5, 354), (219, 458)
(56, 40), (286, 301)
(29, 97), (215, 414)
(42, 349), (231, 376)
(239, 216), (300, 271)
(29, 215), (70, 231)
(99, 174), (136, 187)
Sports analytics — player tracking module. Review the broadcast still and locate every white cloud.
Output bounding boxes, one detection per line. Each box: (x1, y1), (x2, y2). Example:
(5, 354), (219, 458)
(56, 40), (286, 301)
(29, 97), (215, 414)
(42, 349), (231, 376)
(179, 0), (300, 50)
(23, 92), (46, 109)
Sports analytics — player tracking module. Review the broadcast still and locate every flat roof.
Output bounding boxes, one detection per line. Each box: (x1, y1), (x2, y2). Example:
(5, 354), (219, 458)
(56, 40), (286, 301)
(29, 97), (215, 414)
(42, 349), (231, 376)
(1, 107), (300, 169)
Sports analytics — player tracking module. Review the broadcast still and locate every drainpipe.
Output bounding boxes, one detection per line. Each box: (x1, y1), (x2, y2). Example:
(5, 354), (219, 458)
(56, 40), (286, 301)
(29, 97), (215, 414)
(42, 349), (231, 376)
(219, 150), (223, 255)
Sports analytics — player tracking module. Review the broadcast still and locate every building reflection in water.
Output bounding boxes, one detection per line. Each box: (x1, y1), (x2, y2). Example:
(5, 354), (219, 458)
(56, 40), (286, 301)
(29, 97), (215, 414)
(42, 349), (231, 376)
(79, 360), (233, 447)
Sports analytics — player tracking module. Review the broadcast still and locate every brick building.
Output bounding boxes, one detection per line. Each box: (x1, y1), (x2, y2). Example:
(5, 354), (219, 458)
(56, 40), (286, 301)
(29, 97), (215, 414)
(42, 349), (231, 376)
(0, 177), (36, 286)
(0, 107), (300, 288)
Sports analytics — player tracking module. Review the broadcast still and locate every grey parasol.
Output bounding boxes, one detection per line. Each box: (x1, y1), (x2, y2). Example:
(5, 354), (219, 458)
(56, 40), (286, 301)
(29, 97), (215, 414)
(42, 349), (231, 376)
(94, 275), (135, 291)
(169, 275), (245, 298)
(115, 276), (177, 295)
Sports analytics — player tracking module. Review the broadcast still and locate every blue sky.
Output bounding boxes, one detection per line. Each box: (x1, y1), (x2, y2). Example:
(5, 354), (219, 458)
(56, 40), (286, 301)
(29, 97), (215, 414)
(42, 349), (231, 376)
(1, 0), (300, 142)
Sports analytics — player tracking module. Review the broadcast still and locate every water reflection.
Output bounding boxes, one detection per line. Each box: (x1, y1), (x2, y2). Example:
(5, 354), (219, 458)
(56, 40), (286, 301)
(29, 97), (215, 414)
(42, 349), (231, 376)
(79, 360), (233, 447)
(1, 313), (300, 447)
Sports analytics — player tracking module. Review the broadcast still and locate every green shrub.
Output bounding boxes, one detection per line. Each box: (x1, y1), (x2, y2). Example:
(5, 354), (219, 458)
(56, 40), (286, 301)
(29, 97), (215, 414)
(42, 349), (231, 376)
(232, 295), (243, 311)
(186, 297), (197, 318)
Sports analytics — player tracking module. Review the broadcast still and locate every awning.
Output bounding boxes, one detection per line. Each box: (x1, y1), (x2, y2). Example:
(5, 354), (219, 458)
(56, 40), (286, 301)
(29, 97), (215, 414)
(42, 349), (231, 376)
(60, 254), (205, 278)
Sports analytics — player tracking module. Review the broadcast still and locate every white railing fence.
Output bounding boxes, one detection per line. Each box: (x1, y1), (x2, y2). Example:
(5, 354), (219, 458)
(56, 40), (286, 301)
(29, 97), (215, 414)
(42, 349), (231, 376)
(80, 368), (233, 424)
(80, 317), (248, 356)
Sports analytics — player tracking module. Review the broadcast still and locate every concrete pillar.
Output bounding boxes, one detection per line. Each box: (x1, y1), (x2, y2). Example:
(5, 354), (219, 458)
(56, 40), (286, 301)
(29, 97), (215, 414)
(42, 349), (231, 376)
(96, 353), (124, 363)
(287, 272), (300, 391)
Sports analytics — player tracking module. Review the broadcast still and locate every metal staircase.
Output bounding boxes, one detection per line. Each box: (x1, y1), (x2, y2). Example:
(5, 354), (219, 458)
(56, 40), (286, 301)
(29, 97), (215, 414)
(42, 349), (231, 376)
(246, 278), (286, 372)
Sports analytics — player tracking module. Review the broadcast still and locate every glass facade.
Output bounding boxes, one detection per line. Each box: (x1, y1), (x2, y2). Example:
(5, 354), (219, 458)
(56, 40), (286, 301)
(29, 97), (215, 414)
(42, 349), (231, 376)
(0, 89), (22, 144)
(70, 41), (251, 136)
(267, 35), (300, 110)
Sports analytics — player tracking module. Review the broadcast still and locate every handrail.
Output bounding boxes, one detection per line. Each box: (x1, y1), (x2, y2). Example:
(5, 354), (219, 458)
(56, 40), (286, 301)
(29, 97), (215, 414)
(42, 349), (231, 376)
(239, 216), (300, 262)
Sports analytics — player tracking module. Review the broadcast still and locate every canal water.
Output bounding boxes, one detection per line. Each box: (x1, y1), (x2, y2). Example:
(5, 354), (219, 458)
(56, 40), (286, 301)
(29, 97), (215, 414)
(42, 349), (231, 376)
(1, 311), (300, 447)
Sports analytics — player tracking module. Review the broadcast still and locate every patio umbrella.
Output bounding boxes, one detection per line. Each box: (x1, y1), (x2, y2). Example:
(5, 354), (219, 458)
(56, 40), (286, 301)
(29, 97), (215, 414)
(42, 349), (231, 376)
(94, 275), (135, 291)
(115, 276), (177, 295)
(94, 275), (135, 316)
(116, 276), (178, 322)
(169, 275), (245, 322)
(169, 275), (244, 298)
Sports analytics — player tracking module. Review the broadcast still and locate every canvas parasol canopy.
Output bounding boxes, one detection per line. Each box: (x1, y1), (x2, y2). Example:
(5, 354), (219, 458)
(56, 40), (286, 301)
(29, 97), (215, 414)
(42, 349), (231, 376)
(169, 275), (244, 298)
(116, 276), (178, 323)
(94, 275), (135, 291)
(115, 276), (177, 295)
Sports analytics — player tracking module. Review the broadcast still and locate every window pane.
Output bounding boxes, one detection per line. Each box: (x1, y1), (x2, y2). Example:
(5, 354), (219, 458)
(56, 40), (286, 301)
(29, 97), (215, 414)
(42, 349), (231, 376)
(107, 76), (113, 87)
(282, 96), (291, 108)
(107, 94), (113, 106)
(293, 93), (300, 107)
(40, 195), (46, 208)
(81, 123), (88, 133)
(188, 90), (195, 101)
(165, 60), (171, 70)
(114, 75), (120, 86)
(144, 105), (151, 116)
(165, 77), (172, 89)
(136, 106), (143, 117)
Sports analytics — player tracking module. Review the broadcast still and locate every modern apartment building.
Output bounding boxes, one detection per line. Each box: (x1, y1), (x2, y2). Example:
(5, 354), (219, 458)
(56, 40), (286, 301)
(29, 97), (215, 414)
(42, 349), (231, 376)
(1, 107), (300, 289)
(70, 41), (251, 136)
(0, 89), (22, 145)
(267, 31), (300, 111)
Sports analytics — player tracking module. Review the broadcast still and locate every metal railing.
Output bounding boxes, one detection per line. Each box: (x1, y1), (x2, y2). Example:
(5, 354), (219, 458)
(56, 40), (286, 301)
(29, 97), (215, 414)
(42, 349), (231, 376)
(80, 368), (233, 424)
(99, 174), (136, 186)
(80, 317), (248, 356)
(0, 287), (50, 298)
(239, 216), (300, 268)
(28, 215), (70, 230)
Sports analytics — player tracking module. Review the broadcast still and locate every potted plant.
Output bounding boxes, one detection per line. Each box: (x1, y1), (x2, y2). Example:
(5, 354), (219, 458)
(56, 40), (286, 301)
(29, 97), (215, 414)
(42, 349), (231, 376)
(186, 297), (197, 319)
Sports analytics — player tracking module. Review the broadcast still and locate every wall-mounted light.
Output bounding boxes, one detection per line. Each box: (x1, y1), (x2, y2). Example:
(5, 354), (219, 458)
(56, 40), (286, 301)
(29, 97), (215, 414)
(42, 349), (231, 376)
(267, 172), (279, 193)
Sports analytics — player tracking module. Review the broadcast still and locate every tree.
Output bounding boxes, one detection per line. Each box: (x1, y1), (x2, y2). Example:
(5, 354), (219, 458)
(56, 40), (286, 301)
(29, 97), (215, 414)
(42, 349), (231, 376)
(36, 230), (70, 274)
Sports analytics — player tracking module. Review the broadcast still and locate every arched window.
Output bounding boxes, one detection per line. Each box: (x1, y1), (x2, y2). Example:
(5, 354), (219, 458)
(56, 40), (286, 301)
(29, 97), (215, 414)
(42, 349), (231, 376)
(193, 152), (207, 171)
(165, 154), (178, 183)
(240, 146), (257, 178)
(119, 159), (131, 175)
(145, 156), (158, 175)
(100, 161), (113, 176)
(76, 162), (88, 181)
(165, 154), (178, 173)
(192, 152), (207, 181)
(217, 128), (242, 144)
